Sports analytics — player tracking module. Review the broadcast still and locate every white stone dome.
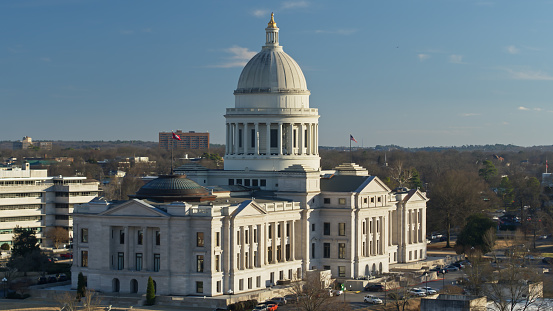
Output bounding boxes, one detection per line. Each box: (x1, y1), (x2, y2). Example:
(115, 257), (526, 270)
(234, 14), (309, 95)
(235, 49), (309, 94)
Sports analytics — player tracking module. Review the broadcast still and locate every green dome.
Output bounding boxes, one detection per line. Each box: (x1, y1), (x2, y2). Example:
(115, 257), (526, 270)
(132, 175), (215, 202)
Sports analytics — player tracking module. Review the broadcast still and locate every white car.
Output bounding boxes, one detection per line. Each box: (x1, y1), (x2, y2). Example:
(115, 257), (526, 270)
(409, 288), (427, 297)
(420, 287), (437, 294)
(364, 295), (383, 304)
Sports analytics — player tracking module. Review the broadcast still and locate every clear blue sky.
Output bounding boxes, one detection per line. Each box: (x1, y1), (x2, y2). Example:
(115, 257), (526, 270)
(2, 0), (553, 148)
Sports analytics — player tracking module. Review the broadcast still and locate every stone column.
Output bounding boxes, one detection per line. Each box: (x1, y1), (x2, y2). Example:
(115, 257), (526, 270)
(365, 218), (370, 257)
(306, 123), (311, 155)
(243, 123), (248, 154)
(266, 123), (271, 155)
(288, 123), (294, 155)
(372, 217), (377, 256)
(298, 123), (304, 155)
(314, 124), (318, 155)
(249, 225), (254, 268)
(379, 216), (384, 255)
(280, 221), (286, 262)
(290, 220), (295, 260)
(240, 226), (246, 270)
(255, 123), (260, 155)
(271, 223), (277, 263)
(278, 123), (283, 155)
(234, 123), (239, 155)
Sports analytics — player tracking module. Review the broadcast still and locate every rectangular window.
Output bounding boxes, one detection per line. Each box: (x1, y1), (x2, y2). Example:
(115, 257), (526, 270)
(339, 223), (346, 236)
(286, 223), (290, 237)
(338, 243), (346, 259)
(136, 253), (143, 271)
(120, 230), (125, 244)
(279, 270), (284, 280)
(277, 245), (282, 261)
(270, 129), (278, 148)
(244, 179), (250, 186)
(338, 266), (346, 277)
(154, 254), (160, 272)
(285, 244), (290, 261)
(293, 129), (297, 147)
(323, 243), (330, 258)
(236, 179), (242, 185)
(311, 224), (315, 231)
(289, 269), (293, 280)
(270, 272), (275, 284)
(237, 230), (240, 244)
(364, 197), (367, 204)
(239, 279), (244, 291)
(217, 281), (221, 293)
(137, 230), (143, 245)
(254, 251), (258, 266)
(81, 250), (88, 267)
(215, 255), (220, 272)
(81, 228), (88, 243)
(323, 198), (330, 204)
(260, 179), (266, 187)
(197, 255), (204, 272)
(256, 276), (261, 288)
(268, 246), (273, 263)
(251, 128), (255, 148)
(362, 242), (366, 256)
(277, 223), (281, 238)
(268, 224), (272, 239)
(304, 129), (308, 148)
(155, 231), (160, 245)
(253, 229), (257, 243)
(324, 222), (330, 235)
(362, 222), (366, 234)
(245, 230), (249, 244)
(238, 129), (243, 148)
(196, 281), (204, 293)
(311, 243), (315, 258)
(197, 232), (204, 247)
(338, 198), (346, 205)
(216, 232), (220, 247)
(228, 178), (235, 185)
(252, 179), (259, 187)
(117, 252), (124, 270)
(324, 265), (331, 270)
(248, 277), (252, 289)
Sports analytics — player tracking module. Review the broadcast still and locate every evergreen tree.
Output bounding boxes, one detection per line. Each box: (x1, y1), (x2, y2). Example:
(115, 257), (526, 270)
(408, 168), (423, 190)
(77, 272), (86, 300)
(8, 227), (48, 275)
(478, 160), (498, 183)
(146, 276), (156, 306)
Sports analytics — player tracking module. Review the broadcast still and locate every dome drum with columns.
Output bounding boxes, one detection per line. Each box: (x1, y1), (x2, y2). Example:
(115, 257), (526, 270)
(224, 13), (320, 172)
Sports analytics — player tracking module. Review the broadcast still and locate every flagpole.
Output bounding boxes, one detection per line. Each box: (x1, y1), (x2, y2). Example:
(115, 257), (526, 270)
(350, 136), (352, 163)
(171, 135), (174, 175)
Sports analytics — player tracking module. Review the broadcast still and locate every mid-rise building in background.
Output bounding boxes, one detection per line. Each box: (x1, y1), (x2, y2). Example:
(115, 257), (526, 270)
(12, 136), (52, 151)
(158, 131), (209, 150)
(0, 164), (100, 248)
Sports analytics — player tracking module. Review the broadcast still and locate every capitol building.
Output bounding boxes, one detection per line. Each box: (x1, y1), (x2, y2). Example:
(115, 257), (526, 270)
(72, 14), (427, 297)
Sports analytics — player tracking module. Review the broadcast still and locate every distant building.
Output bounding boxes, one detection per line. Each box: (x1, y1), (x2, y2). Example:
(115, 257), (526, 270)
(159, 131), (209, 150)
(0, 164), (100, 248)
(12, 136), (52, 150)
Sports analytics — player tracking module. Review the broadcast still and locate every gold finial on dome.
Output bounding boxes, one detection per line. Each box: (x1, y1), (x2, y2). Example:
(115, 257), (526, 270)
(267, 12), (277, 28)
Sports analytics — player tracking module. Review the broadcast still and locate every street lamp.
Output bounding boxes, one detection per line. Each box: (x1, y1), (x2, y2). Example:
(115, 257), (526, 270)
(424, 273), (428, 295)
(2, 277), (7, 299)
(227, 289), (233, 305)
(441, 269), (446, 291)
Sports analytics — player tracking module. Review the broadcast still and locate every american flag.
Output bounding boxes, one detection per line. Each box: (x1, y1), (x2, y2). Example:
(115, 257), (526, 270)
(350, 134), (357, 143)
(172, 132), (181, 140)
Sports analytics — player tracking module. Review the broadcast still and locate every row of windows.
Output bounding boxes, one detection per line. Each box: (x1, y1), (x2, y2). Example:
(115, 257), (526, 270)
(55, 215), (72, 220)
(113, 229), (161, 246)
(323, 197), (383, 205)
(55, 203), (74, 209)
(0, 204), (42, 211)
(0, 180), (43, 186)
(0, 216), (42, 222)
(0, 192), (42, 199)
(228, 179), (267, 187)
(201, 268), (300, 294)
(311, 242), (347, 259)
(311, 222), (346, 236)
(55, 192), (98, 197)
(0, 227), (42, 235)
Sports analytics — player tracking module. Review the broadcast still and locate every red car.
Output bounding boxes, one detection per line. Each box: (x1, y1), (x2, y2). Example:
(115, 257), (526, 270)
(267, 304), (278, 311)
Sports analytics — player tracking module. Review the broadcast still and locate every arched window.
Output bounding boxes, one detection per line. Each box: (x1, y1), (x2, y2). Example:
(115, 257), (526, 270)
(112, 278), (120, 293)
(379, 262), (383, 274)
(130, 279), (138, 293)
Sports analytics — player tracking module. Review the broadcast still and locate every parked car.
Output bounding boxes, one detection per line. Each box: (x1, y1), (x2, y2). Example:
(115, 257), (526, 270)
(271, 297), (287, 305)
(284, 295), (297, 303)
(365, 284), (384, 292)
(445, 265), (459, 272)
(253, 305), (268, 311)
(56, 273), (68, 282)
(47, 276), (58, 283)
(420, 287), (437, 294)
(266, 304), (278, 311)
(452, 262), (465, 269)
(364, 295), (383, 304)
(37, 276), (47, 285)
(409, 288), (427, 297)
(60, 253), (73, 259)
(331, 289), (343, 296)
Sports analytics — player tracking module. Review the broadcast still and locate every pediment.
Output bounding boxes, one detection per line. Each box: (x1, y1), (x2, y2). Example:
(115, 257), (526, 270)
(404, 190), (428, 203)
(232, 200), (267, 217)
(358, 176), (391, 193)
(99, 199), (168, 217)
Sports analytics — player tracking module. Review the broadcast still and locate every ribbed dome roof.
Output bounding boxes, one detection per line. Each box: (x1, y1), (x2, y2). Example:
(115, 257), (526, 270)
(234, 13), (308, 95)
(132, 175), (215, 202)
(235, 49), (308, 94)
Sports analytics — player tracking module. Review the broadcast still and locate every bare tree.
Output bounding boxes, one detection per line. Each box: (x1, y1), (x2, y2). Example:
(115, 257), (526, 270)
(55, 291), (78, 311)
(287, 273), (350, 311)
(386, 275), (418, 311)
(82, 288), (102, 311)
(45, 226), (69, 249)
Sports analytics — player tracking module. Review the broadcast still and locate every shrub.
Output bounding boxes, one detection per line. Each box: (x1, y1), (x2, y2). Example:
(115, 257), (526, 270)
(77, 272), (86, 300)
(145, 276), (155, 306)
(0, 243), (9, 250)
